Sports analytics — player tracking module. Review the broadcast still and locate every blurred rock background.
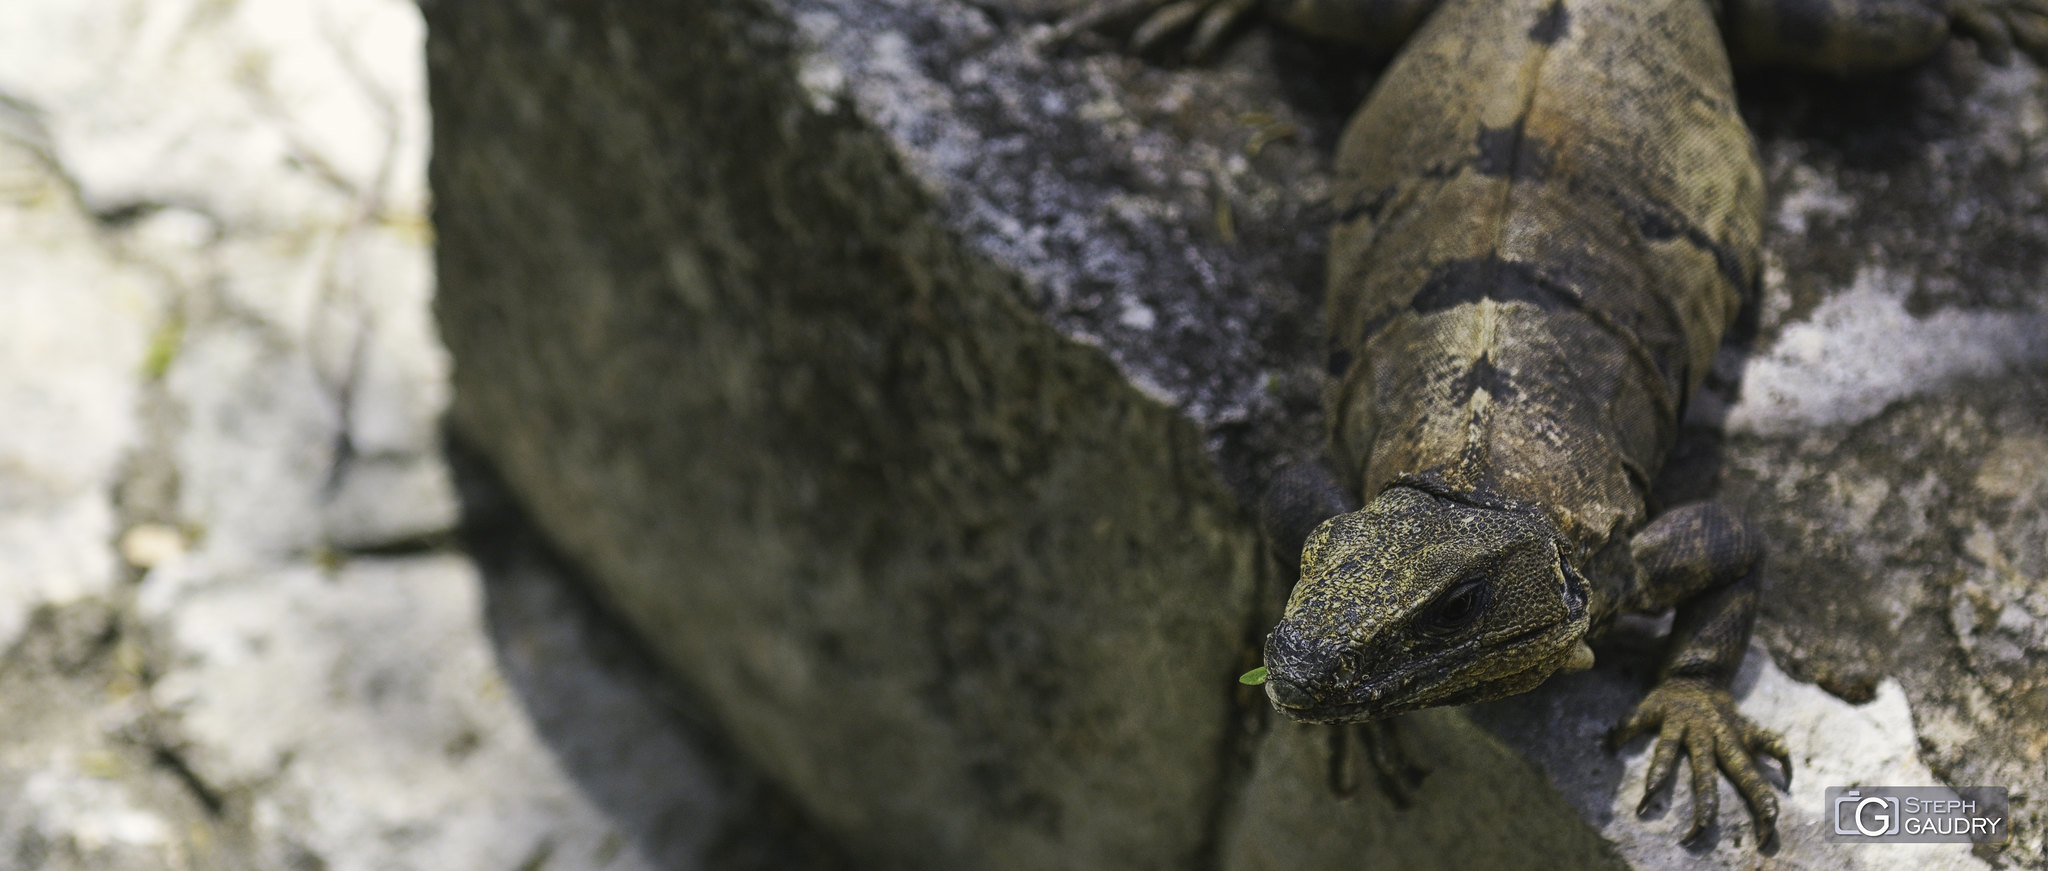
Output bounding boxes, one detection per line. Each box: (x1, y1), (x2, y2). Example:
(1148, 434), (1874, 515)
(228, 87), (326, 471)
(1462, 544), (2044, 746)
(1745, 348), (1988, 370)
(0, 2), (813, 869)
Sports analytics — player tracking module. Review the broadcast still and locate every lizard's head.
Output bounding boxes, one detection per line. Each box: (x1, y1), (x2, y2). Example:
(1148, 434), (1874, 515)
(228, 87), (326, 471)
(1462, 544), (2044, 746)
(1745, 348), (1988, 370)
(1260, 484), (1593, 724)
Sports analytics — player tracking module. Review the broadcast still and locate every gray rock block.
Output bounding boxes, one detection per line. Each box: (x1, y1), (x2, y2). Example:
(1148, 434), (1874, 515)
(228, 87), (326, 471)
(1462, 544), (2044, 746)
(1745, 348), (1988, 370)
(425, 0), (2048, 868)
(427, 2), (1272, 867)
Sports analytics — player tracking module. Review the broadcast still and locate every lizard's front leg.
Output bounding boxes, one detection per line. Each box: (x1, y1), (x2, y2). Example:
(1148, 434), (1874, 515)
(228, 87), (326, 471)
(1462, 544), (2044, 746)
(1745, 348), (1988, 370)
(1608, 503), (1792, 847)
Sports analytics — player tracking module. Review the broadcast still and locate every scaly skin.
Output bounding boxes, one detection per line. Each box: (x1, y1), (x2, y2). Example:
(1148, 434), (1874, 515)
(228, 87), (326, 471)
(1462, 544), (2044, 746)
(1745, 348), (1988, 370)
(1079, 0), (2047, 850)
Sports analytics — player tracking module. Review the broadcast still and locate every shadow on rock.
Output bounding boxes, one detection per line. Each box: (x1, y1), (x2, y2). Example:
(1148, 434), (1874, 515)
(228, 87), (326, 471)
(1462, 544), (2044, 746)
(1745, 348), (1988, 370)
(447, 435), (851, 871)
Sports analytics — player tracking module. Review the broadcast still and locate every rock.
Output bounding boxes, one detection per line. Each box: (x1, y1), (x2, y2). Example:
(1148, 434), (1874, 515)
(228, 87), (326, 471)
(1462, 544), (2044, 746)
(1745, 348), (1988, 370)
(429, 3), (1272, 865)
(424, 1), (2048, 869)
(1223, 708), (1624, 870)
(0, 98), (156, 653)
(117, 524), (189, 571)
(3, 2), (759, 869)
(1716, 56), (2048, 867)
(135, 551), (693, 871)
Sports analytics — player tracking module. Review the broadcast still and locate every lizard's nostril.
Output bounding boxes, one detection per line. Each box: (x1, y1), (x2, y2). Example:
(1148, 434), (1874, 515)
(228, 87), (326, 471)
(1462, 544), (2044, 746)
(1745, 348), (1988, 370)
(1266, 677), (1315, 710)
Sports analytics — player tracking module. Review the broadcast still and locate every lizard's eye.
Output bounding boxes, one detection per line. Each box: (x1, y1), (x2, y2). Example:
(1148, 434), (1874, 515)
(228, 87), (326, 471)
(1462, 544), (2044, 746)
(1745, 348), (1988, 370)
(1419, 580), (1488, 639)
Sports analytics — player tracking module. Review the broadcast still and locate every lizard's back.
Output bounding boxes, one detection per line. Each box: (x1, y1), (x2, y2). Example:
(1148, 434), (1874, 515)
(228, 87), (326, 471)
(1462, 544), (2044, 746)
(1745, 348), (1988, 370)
(1324, 0), (1764, 554)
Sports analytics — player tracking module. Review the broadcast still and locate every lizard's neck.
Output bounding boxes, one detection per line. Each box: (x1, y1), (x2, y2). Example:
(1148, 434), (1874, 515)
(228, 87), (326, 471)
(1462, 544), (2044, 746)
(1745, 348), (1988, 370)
(1337, 306), (1664, 559)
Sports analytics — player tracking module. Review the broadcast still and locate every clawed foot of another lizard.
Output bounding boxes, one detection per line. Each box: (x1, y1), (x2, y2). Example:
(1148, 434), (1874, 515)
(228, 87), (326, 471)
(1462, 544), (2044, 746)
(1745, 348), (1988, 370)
(1955, 0), (2048, 65)
(1055, 0), (1260, 60)
(1609, 676), (1791, 849)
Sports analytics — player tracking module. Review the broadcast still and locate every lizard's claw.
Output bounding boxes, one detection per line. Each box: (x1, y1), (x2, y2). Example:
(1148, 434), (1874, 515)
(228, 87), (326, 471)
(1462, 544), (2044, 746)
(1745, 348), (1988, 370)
(1056, 0), (1260, 61)
(1609, 676), (1789, 848)
(1954, 0), (2048, 66)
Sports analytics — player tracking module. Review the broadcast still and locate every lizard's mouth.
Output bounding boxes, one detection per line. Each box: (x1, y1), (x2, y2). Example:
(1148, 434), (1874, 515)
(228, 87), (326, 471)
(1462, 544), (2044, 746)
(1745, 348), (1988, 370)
(1265, 624), (1575, 724)
(1264, 688), (1397, 725)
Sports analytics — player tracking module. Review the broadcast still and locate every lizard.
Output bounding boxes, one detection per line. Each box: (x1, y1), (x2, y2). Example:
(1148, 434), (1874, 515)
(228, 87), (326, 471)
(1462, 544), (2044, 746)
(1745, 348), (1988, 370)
(1078, 0), (2048, 850)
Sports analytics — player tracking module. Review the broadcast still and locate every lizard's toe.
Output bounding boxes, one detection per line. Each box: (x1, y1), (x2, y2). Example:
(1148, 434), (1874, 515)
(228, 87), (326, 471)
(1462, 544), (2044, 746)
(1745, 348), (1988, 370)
(1185, 0), (1259, 60)
(1608, 704), (1659, 752)
(1718, 724), (1783, 848)
(1956, 3), (2017, 63)
(2011, 9), (2048, 64)
(1131, 0), (1208, 53)
(1956, 0), (2048, 65)
(1056, 0), (1258, 60)
(1682, 730), (1719, 844)
(1049, 0), (1158, 46)
(1745, 722), (1793, 787)
(1634, 718), (1682, 816)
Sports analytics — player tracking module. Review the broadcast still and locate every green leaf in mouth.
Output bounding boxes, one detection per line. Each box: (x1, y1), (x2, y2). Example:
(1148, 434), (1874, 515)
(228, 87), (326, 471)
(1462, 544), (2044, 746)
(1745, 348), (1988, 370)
(1238, 666), (1268, 686)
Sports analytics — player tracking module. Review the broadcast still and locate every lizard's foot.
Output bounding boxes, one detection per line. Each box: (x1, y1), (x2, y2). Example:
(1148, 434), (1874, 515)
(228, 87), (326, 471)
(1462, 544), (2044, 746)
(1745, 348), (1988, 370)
(1261, 460), (1356, 575)
(1609, 676), (1791, 849)
(1055, 0), (1260, 61)
(1955, 0), (2048, 65)
(1357, 719), (1427, 808)
(1327, 720), (1427, 807)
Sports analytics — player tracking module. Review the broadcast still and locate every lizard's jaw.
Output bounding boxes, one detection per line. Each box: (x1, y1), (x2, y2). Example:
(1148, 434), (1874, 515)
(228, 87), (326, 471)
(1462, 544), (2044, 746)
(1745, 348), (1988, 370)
(1265, 660), (1561, 724)
(1264, 623), (1584, 724)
